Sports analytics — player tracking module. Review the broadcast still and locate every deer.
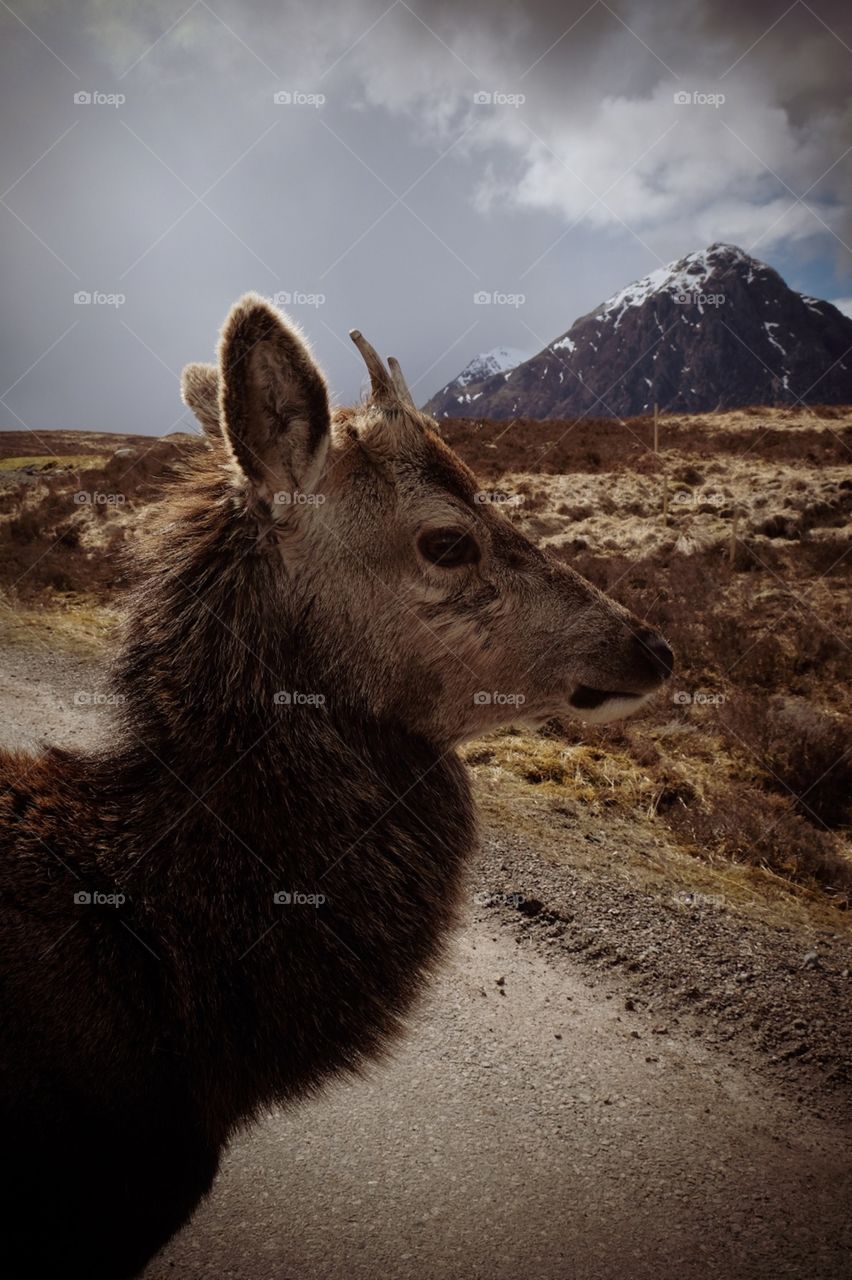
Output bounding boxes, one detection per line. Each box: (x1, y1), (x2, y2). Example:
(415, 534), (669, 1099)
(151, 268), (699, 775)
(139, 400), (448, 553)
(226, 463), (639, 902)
(0, 294), (673, 1279)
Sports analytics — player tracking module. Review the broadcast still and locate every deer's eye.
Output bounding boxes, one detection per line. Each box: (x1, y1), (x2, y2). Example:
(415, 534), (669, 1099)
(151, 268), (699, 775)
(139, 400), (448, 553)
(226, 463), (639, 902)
(418, 527), (480, 568)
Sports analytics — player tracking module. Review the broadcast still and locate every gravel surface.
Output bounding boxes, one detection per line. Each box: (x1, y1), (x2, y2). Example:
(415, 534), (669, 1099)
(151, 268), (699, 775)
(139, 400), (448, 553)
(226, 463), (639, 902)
(473, 827), (852, 1122)
(146, 925), (850, 1280)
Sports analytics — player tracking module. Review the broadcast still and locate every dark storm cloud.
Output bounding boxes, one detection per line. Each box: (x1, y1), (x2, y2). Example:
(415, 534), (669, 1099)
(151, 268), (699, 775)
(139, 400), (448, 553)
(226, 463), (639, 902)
(1, 0), (850, 433)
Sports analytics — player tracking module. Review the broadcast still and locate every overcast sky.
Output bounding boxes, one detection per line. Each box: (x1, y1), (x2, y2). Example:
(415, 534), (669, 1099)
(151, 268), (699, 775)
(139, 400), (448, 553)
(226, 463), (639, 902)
(2, 0), (852, 434)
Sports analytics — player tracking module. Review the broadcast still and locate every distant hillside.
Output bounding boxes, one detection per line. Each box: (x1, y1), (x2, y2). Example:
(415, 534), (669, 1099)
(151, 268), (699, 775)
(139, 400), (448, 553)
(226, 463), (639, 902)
(426, 346), (531, 413)
(0, 430), (161, 460)
(424, 244), (852, 419)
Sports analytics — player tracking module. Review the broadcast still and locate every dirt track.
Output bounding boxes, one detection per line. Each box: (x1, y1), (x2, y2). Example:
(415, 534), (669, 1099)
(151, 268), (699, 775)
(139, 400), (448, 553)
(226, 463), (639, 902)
(145, 922), (850, 1280)
(1, 638), (850, 1279)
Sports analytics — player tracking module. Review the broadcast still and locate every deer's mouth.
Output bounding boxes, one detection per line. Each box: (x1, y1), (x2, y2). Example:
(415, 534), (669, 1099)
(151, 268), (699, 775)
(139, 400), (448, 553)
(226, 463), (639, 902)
(566, 684), (650, 725)
(569, 684), (642, 711)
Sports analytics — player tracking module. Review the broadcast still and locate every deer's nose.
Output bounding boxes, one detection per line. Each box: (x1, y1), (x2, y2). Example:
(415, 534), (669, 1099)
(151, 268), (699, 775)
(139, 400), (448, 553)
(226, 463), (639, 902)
(634, 628), (674, 683)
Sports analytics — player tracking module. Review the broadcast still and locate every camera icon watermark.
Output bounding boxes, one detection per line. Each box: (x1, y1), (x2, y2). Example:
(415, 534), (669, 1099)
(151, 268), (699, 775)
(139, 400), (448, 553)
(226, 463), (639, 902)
(673, 889), (724, 909)
(473, 290), (526, 308)
(473, 690), (526, 707)
(673, 689), (726, 707)
(273, 690), (327, 707)
(670, 488), (727, 508)
(73, 490), (126, 505)
(673, 90), (725, 108)
(473, 890), (525, 908)
(73, 291), (126, 308)
(673, 291), (725, 307)
(273, 90), (326, 108)
(73, 690), (125, 707)
(273, 890), (326, 906)
(73, 889), (126, 906)
(472, 90), (525, 108)
(272, 490), (326, 507)
(474, 490), (524, 506)
(272, 290), (326, 309)
(74, 90), (126, 108)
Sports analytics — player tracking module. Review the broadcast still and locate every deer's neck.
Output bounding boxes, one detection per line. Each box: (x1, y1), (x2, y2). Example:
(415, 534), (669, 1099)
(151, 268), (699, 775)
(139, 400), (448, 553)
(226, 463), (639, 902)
(104, 489), (476, 954)
(76, 483), (478, 1119)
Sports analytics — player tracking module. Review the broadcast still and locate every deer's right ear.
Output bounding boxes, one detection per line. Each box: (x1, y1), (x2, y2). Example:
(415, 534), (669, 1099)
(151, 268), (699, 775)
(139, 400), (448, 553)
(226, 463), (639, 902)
(217, 293), (331, 502)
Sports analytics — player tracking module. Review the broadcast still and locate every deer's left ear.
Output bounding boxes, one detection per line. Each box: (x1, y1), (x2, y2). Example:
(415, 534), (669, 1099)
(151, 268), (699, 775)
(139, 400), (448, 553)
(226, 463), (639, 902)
(181, 362), (221, 439)
(217, 293), (331, 502)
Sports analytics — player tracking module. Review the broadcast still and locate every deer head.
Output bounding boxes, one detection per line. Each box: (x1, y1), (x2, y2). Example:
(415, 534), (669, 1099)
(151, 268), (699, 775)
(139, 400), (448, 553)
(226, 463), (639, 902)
(181, 294), (672, 748)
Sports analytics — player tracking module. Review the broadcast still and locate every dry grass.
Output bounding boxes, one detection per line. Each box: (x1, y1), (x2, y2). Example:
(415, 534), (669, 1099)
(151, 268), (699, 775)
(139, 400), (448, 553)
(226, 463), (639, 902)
(0, 596), (120, 655)
(491, 458), (851, 560)
(719, 696), (851, 828)
(0, 434), (199, 599)
(440, 406), (852, 479)
(0, 429), (161, 460)
(665, 783), (852, 903)
(465, 730), (850, 932)
(466, 713), (852, 920)
(0, 454), (110, 472)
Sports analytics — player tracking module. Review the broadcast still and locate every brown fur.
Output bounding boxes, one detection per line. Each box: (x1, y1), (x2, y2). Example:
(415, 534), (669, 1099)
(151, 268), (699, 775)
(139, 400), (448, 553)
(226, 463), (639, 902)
(0, 295), (671, 1278)
(180, 361), (220, 438)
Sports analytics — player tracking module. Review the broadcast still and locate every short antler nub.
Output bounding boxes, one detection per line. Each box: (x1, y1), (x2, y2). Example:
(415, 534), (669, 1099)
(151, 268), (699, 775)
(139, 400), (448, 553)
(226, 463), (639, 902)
(349, 329), (395, 402)
(387, 357), (415, 408)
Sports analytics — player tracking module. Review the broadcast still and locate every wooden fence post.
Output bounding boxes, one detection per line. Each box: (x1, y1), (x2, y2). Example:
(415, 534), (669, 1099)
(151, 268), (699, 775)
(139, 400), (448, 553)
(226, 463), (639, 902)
(729, 508), (739, 564)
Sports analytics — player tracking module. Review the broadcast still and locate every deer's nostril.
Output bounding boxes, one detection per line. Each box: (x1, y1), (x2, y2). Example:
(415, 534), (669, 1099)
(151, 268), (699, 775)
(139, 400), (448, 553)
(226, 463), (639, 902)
(638, 630), (674, 681)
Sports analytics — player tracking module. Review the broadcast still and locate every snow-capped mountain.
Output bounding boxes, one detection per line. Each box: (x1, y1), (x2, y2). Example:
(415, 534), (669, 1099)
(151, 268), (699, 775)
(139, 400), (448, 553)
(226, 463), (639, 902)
(424, 244), (852, 419)
(424, 347), (531, 413)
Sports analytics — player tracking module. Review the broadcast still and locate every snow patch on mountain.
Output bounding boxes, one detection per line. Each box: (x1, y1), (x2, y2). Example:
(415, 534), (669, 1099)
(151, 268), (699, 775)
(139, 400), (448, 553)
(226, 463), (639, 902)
(765, 322), (786, 355)
(452, 346), (531, 389)
(594, 244), (762, 330)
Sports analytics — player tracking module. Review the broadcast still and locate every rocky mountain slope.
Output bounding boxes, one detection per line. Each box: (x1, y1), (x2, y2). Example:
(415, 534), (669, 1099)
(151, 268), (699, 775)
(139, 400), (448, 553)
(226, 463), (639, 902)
(424, 244), (852, 419)
(427, 346), (531, 413)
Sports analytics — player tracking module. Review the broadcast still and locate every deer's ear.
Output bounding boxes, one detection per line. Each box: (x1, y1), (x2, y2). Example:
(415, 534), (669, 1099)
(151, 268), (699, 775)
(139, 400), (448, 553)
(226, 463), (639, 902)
(217, 293), (331, 501)
(181, 362), (221, 439)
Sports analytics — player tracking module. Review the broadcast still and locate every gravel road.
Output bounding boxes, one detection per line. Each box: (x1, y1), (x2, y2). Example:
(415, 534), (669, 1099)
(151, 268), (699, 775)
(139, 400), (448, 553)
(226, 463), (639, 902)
(143, 924), (851, 1280)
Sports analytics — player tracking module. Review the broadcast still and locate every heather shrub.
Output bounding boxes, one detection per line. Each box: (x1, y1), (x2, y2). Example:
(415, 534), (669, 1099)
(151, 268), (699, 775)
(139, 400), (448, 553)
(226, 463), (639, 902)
(666, 785), (852, 904)
(722, 696), (852, 828)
